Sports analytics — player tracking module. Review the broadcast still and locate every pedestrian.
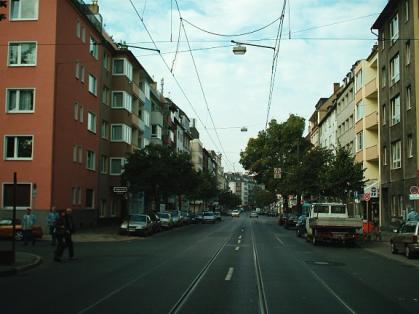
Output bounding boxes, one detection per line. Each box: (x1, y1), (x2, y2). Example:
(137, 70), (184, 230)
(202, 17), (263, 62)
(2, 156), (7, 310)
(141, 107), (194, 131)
(22, 208), (36, 246)
(47, 206), (59, 246)
(54, 208), (76, 262)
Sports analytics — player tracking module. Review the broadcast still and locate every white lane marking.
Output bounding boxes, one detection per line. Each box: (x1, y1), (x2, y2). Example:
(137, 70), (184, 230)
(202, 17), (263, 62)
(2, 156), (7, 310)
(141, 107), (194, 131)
(225, 267), (234, 281)
(274, 235), (285, 246)
(238, 235), (242, 240)
(238, 239), (241, 244)
(310, 270), (356, 314)
(235, 246), (240, 251)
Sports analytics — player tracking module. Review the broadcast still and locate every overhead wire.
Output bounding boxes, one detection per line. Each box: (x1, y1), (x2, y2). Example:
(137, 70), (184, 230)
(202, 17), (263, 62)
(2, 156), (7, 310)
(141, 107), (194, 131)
(127, 0), (230, 170)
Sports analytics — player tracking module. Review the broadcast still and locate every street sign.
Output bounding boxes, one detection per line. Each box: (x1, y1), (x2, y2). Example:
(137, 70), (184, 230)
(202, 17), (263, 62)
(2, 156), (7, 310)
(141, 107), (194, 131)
(371, 187), (377, 198)
(410, 186), (419, 194)
(409, 194), (419, 200)
(363, 192), (371, 202)
(274, 168), (282, 179)
(113, 186), (128, 194)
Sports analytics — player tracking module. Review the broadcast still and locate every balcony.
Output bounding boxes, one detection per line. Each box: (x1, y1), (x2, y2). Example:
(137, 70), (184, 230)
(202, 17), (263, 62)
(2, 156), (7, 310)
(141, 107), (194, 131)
(365, 111), (378, 131)
(365, 78), (378, 99)
(151, 111), (163, 125)
(132, 82), (140, 98)
(365, 145), (379, 162)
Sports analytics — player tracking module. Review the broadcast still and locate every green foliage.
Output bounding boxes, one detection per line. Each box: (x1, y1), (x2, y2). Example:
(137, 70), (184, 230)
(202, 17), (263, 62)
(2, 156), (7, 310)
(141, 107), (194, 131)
(253, 187), (277, 208)
(190, 171), (218, 202)
(218, 190), (241, 209)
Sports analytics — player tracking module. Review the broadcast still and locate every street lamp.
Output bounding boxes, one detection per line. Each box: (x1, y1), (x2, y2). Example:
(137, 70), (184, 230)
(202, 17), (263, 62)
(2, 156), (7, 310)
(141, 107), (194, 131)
(231, 40), (275, 55)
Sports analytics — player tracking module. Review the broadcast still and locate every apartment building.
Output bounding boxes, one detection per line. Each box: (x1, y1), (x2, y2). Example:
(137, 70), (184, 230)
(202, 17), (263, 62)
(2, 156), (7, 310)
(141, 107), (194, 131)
(352, 46), (380, 221)
(318, 84), (341, 150)
(226, 172), (257, 208)
(372, 0), (418, 226)
(0, 0), (163, 225)
(308, 98), (327, 147)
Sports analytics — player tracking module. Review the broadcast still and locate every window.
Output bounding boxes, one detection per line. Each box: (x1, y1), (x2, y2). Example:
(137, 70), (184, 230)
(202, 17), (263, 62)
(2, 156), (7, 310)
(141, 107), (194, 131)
(390, 14), (399, 43)
(72, 187), (80, 205)
(151, 125), (162, 139)
(86, 189), (94, 208)
(78, 146), (83, 164)
(101, 120), (109, 139)
(72, 145), (78, 162)
(87, 112), (96, 133)
(80, 65), (85, 83)
(355, 70), (363, 92)
(86, 150), (96, 170)
(4, 136), (33, 160)
(75, 62), (80, 79)
(6, 89), (34, 112)
(391, 95), (400, 125)
(8, 42), (37, 66)
(380, 33), (385, 51)
(102, 52), (110, 71)
(111, 91), (132, 112)
(2, 183), (31, 208)
(112, 58), (133, 81)
(81, 27), (86, 43)
(10, 0), (38, 20)
(144, 138), (150, 147)
(76, 20), (81, 38)
(143, 110), (150, 126)
(89, 36), (99, 59)
(390, 54), (400, 84)
(79, 105), (84, 123)
(110, 158), (127, 175)
(408, 135), (413, 158)
(101, 86), (109, 105)
(406, 86), (412, 110)
(383, 146), (387, 165)
(356, 101), (364, 121)
(381, 67), (386, 88)
(405, 0), (409, 22)
(382, 104), (386, 125)
(100, 199), (107, 217)
(405, 41), (411, 65)
(391, 140), (401, 169)
(111, 124), (132, 144)
(88, 74), (97, 95)
(100, 155), (108, 174)
(73, 103), (79, 120)
(356, 131), (363, 151)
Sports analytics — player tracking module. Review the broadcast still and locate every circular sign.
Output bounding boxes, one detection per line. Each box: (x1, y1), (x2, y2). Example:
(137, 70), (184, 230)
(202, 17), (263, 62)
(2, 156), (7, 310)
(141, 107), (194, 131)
(410, 186), (419, 194)
(364, 193), (371, 202)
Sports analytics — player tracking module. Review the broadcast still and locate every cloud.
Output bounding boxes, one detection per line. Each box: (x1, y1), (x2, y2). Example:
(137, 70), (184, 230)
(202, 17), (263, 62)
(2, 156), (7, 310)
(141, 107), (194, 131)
(99, 0), (387, 172)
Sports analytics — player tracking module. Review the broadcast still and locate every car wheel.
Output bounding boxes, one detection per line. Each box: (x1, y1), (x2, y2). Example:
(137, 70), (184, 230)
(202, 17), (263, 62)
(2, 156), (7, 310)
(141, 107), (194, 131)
(312, 231), (318, 246)
(15, 231), (23, 241)
(405, 245), (413, 259)
(391, 242), (398, 254)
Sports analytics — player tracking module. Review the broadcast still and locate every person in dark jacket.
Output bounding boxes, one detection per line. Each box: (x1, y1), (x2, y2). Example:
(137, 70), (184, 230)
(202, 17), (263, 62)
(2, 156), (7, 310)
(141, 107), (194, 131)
(54, 208), (76, 262)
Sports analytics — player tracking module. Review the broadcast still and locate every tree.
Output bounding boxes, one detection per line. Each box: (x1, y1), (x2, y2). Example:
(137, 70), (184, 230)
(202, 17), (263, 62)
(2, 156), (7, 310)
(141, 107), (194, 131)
(190, 171), (218, 205)
(253, 187), (277, 208)
(218, 190), (241, 209)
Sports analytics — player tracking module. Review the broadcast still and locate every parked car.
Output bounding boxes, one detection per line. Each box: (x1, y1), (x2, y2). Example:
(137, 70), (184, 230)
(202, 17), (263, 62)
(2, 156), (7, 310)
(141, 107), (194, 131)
(250, 211), (258, 218)
(296, 214), (307, 237)
(231, 210), (240, 217)
(202, 211), (216, 224)
(119, 214), (153, 236)
(0, 218), (43, 241)
(390, 221), (419, 259)
(214, 211), (222, 222)
(170, 211), (182, 227)
(278, 212), (289, 225)
(148, 212), (162, 233)
(285, 214), (298, 229)
(181, 211), (192, 225)
(157, 212), (173, 229)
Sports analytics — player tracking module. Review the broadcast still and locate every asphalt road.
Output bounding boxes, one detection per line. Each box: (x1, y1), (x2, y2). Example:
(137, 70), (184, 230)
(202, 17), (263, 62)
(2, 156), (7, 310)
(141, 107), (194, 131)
(1, 216), (419, 314)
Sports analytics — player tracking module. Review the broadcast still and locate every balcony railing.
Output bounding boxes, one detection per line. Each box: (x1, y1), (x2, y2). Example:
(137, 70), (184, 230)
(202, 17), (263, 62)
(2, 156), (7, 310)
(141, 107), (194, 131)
(365, 78), (378, 99)
(365, 145), (379, 161)
(365, 111), (378, 130)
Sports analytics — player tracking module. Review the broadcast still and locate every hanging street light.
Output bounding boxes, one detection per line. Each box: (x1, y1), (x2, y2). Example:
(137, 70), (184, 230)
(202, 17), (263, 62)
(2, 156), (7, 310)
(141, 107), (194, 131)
(231, 40), (275, 55)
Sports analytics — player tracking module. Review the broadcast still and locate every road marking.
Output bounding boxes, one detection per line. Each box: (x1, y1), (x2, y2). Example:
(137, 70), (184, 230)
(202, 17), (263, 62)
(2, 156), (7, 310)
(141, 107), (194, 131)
(238, 239), (241, 244)
(274, 235), (285, 246)
(225, 267), (234, 281)
(238, 235), (242, 240)
(235, 246), (240, 251)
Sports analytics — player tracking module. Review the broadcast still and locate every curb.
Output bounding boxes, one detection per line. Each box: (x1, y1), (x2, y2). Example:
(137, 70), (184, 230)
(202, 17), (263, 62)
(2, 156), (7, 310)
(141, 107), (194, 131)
(0, 253), (42, 277)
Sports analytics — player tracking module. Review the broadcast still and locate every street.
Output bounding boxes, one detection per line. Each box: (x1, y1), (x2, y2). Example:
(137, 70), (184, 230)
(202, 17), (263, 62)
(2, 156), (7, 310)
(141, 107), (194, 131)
(1, 216), (419, 314)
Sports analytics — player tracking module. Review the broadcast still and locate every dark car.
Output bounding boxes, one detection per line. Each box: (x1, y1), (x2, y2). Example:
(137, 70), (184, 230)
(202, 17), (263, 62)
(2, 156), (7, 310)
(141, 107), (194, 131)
(284, 214), (298, 229)
(148, 212), (162, 233)
(296, 214), (307, 237)
(278, 212), (289, 225)
(214, 211), (222, 222)
(181, 211), (192, 225)
(390, 221), (419, 259)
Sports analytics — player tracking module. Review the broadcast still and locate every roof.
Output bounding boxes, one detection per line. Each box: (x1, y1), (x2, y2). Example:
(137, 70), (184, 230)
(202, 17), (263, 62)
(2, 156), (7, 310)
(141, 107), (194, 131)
(371, 0), (398, 30)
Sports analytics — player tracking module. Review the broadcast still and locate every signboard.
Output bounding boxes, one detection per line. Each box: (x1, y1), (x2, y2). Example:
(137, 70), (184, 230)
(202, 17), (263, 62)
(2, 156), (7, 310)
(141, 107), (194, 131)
(371, 187), (377, 198)
(113, 186), (128, 194)
(363, 193), (371, 202)
(410, 186), (419, 195)
(409, 194), (419, 200)
(274, 168), (282, 179)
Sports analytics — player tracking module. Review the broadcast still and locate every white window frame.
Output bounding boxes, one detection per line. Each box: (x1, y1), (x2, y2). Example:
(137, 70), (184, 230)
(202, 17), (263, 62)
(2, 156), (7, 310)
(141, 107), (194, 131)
(408, 135), (413, 158)
(81, 27), (86, 43)
(2, 182), (32, 209)
(10, 0), (39, 21)
(151, 125), (162, 139)
(74, 102), (79, 120)
(88, 74), (97, 95)
(391, 140), (401, 169)
(356, 131), (363, 152)
(405, 41), (411, 65)
(4, 135), (33, 160)
(143, 110), (150, 127)
(87, 112), (96, 133)
(5, 88), (35, 113)
(75, 62), (80, 79)
(356, 101), (364, 121)
(100, 155), (108, 174)
(110, 124), (132, 144)
(79, 105), (84, 123)
(110, 157), (127, 176)
(111, 91), (132, 113)
(381, 67), (386, 88)
(101, 120), (109, 139)
(382, 104), (386, 125)
(72, 145), (78, 162)
(77, 146), (83, 164)
(390, 14), (399, 43)
(8, 41), (37, 66)
(101, 86), (109, 105)
(406, 86), (412, 110)
(405, 0), (409, 22)
(383, 146), (387, 166)
(112, 58), (133, 81)
(76, 20), (81, 38)
(391, 95), (400, 125)
(89, 36), (99, 59)
(86, 150), (96, 171)
(355, 70), (363, 92)
(390, 54), (400, 85)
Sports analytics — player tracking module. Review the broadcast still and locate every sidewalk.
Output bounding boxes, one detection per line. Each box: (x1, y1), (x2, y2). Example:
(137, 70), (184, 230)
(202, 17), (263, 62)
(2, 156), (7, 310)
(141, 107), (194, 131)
(0, 252), (42, 277)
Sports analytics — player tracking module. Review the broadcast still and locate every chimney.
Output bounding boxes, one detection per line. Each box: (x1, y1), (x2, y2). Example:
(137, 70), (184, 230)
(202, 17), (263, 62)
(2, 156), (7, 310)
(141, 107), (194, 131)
(89, 0), (99, 14)
(333, 83), (340, 93)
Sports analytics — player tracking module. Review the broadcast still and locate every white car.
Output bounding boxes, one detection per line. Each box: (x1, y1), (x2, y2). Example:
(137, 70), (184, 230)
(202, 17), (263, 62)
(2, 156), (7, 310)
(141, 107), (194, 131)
(231, 210), (240, 217)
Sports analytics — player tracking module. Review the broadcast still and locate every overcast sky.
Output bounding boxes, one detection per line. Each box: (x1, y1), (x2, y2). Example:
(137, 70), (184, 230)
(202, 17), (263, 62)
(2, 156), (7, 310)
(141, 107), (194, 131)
(99, 0), (387, 172)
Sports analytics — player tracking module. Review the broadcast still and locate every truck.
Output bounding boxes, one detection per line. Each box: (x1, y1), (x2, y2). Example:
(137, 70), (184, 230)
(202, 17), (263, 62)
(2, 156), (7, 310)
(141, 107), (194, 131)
(305, 203), (362, 246)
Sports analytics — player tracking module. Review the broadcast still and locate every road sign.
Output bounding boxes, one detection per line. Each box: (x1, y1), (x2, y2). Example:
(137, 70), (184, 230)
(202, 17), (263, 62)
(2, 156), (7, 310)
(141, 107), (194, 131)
(409, 194), (419, 200)
(274, 168), (282, 179)
(363, 192), (371, 202)
(410, 186), (419, 194)
(113, 186), (128, 194)
(371, 187), (377, 198)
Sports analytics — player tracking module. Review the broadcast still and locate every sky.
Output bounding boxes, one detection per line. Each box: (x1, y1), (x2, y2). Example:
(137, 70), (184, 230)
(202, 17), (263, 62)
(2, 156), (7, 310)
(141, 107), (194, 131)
(98, 0), (388, 172)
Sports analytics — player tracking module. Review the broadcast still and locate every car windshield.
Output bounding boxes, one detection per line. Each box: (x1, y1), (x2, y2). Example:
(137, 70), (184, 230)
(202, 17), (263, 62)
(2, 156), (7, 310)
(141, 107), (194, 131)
(203, 212), (213, 216)
(313, 205), (329, 214)
(402, 224), (417, 233)
(331, 205), (346, 214)
(129, 215), (146, 222)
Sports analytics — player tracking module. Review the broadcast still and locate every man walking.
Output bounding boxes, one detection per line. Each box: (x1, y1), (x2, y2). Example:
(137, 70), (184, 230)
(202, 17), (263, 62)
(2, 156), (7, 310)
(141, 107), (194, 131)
(54, 208), (76, 262)
(22, 208), (36, 246)
(47, 206), (59, 246)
